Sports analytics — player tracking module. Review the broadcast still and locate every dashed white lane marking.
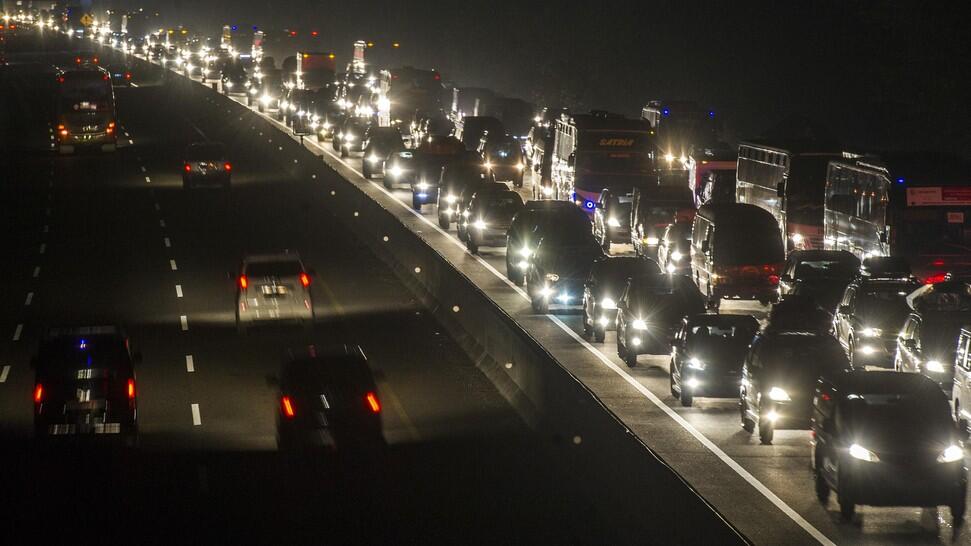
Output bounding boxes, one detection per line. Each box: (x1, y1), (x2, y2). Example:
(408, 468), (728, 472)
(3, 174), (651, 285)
(191, 403), (202, 426)
(170, 259), (178, 271)
(12, 324), (23, 341)
(180, 315), (189, 331)
(39, 243), (46, 254)
(0, 365), (10, 383)
(145, 176), (151, 183)
(175, 284), (183, 298)
(32, 266), (40, 278)
(164, 237), (171, 248)
(185, 355), (194, 373)
(24, 292), (33, 306)
(159, 219), (166, 228)
(140, 166), (147, 172)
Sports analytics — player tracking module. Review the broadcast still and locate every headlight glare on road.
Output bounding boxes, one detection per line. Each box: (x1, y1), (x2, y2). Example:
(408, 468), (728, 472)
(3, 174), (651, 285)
(849, 443), (880, 462)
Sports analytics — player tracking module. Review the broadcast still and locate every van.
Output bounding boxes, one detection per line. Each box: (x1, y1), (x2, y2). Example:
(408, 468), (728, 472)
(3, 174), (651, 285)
(691, 203), (785, 310)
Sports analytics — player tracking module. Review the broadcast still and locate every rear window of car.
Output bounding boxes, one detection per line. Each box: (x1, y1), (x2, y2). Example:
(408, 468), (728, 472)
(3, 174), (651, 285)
(245, 261), (303, 277)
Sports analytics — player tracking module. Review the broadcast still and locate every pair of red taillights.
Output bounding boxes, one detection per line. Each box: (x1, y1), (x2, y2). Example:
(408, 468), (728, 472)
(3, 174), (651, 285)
(33, 378), (135, 402)
(280, 392), (381, 418)
(185, 162), (231, 172)
(238, 273), (311, 289)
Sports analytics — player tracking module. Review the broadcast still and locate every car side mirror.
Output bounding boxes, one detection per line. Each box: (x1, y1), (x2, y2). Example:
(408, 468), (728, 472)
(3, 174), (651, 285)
(132, 351), (143, 364)
(264, 374), (280, 387)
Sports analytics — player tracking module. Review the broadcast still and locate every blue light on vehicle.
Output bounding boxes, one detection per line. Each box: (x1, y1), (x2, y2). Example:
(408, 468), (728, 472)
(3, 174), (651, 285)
(896, 177), (905, 184)
(79, 339), (87, 350)
(662, 108), (670, 116)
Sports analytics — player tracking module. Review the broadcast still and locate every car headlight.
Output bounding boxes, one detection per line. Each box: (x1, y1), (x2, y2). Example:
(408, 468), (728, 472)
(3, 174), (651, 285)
(687, 357), (706, 370)
(767, 386), (791, 402)
(607, 218), (621, 228)
(473, 220), (487, 230)
(545, 273), (560, 282)
(445, 195), (457, 204)
(416, 182), (429, 190)
(389, 165), (403, 178)
(646, 237), (659, 246)
(925, 360), (946, 373)
(670, 250), (683, 262)
(849, 443), (880, 462)
(632, 319), (648, 330)
(938, 445), (964, 463)
(600, 297), (617, 310)
(860, 327), (882, 338)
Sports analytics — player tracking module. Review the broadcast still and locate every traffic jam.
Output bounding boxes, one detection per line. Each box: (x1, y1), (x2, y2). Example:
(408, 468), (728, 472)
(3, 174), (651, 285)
(8, 5), (971, 534)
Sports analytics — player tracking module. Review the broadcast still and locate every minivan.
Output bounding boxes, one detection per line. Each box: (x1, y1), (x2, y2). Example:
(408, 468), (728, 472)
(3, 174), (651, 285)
(691, 203), (785, 310)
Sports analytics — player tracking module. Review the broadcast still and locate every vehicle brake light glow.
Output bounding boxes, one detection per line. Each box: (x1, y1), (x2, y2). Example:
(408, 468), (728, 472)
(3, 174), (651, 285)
(224, 162), (232, 171)
(238, 275), (248, 289)
(365, 392), (381, 413)
(128, 378), (136, 399)
(299, 272), (311, 287)
(281, 396), (295, 418)
(34, 384), (43, 403)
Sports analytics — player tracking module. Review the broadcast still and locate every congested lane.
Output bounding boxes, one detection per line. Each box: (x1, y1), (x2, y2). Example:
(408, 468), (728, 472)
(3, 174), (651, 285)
(0, 33), (623, 544)
(185, 61), (971, 545)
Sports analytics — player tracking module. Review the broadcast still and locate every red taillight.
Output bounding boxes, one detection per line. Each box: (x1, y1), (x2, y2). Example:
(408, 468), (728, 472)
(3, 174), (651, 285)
(238, 275), (248, 289)
(299, 272), (311, 287)
(184, 163), (192, 172)
(223, 162), (232, 171)
(925, 273), (947, 285)
(365, 392), (381, 413)
(281, 396), (296, 418)
(127, 378), (136, 399)
(34, 384), (43, 403)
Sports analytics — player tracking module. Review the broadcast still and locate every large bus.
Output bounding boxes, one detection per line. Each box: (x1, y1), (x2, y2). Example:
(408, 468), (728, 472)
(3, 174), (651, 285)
(824, 153), (971, 282)
(551, 111), (655, 210)
(735, 139), (842, 253)
(53, 67), (117, 154)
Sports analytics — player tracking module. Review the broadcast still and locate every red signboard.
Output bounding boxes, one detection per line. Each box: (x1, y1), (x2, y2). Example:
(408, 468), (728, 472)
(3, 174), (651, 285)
(906, 186), (971, 206)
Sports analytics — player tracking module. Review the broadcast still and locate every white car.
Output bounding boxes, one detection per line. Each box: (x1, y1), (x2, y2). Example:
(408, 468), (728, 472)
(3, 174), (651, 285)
(234, 253), (315, 332)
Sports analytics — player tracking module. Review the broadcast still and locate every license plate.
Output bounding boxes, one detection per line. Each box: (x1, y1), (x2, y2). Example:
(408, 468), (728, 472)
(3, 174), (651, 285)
(261, 285), (288, 295)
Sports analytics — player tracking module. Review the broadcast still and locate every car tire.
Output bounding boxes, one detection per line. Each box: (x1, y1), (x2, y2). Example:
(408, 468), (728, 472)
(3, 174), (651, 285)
(759, 419), (774, 445)
(814, 457), (831, 505)
(593, 325), (605, 343)
(741, 400), (756, 433)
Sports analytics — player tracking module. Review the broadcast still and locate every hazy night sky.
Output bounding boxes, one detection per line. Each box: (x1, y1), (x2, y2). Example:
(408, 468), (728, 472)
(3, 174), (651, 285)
(115, 0), (968, 157)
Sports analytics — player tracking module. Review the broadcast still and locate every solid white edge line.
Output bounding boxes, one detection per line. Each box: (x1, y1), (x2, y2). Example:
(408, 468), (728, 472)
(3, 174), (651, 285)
(191, 403), (202, 425)
(246, 88), (835, 545)
(180, 315), (188, 331)
(0, 365), (10, 383)
(185, 354), (194, 373)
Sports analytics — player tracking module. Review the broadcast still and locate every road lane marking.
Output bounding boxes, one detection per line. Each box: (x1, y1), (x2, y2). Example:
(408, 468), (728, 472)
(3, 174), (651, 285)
(164, 237), (171, 248)
(12, 324), (23, 341)
(39, 243), (46, 254)
(185, 354), (194, 372)
(24, 292), (33, 306)
(180, 315), (189, 331)
(191, 403), (202, 425)
(32, 266), (40, 278)
(0, 365), (10, 383)
(175, 284), (183, 298)
(170, 259), (178, 271)
(271, 110), (835, 545)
